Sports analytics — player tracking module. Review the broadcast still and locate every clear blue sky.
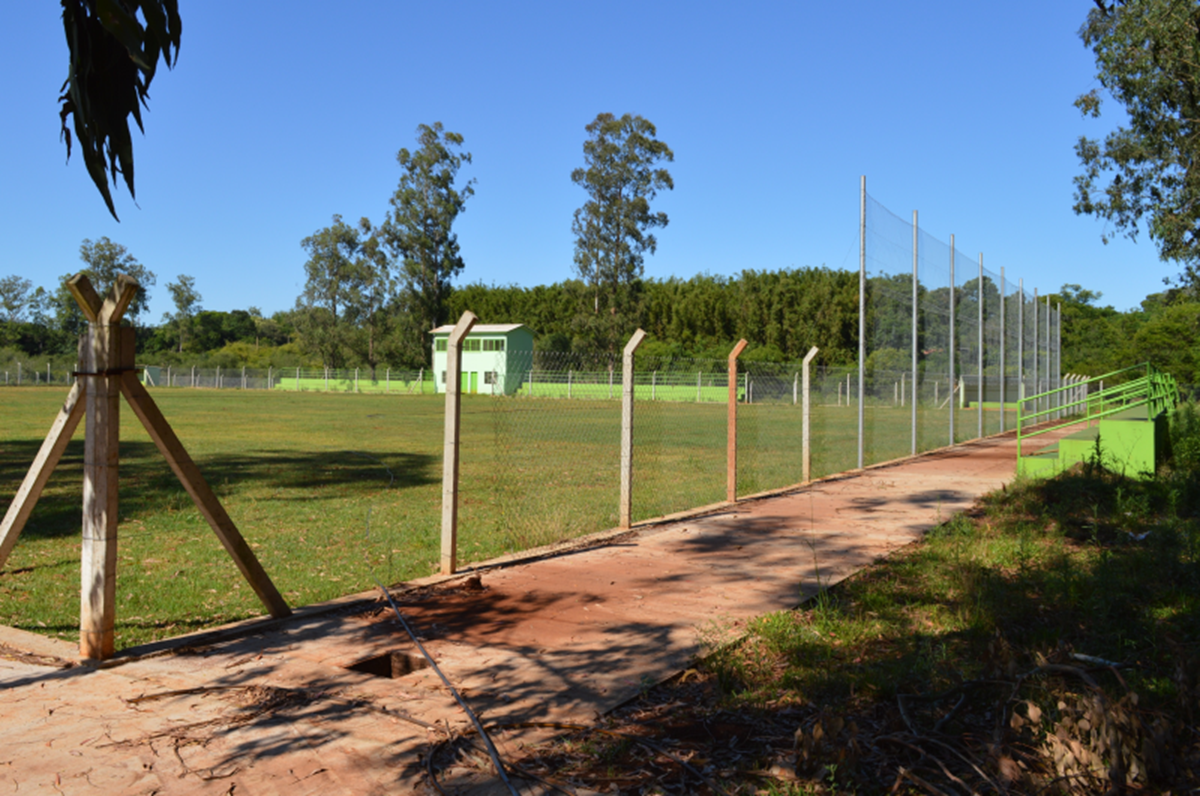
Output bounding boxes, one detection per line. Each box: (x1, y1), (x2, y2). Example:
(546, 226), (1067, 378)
(0, 1), (1165, 322)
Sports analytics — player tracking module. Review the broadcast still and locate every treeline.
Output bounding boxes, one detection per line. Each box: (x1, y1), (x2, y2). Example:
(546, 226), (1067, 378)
(449, 268), (862, 364)
(5, 265), (1200, 387)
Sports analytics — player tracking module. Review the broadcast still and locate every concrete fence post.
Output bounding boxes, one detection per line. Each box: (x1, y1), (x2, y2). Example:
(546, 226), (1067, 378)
(802, 346), (819, 482)
(619, 329), (647, 529)
(440, 311), (478, 575)
(727, 339), (749, 503)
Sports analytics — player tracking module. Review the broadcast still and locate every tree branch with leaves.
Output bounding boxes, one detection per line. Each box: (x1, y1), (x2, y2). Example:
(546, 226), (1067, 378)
(59, 0), (181, 220)
(1073, 0), (1200, 283)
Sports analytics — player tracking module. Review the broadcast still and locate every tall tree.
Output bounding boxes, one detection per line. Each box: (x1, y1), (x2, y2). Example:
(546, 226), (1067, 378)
(1073, 0), (1200, 282)
(381, 122), (475, 365)
(347, 222), (396, 378)
(52, 237), (157, 336)
(297, 215), (366, 369)
(59, 0), (182, 219)
(571, 112), (674, 356)
(0, 276), (34, 322)
(165, 274), (201, 352)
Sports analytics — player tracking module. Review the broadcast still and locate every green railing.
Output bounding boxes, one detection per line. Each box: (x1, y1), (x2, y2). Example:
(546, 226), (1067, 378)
(1016, 363), (1179, 458)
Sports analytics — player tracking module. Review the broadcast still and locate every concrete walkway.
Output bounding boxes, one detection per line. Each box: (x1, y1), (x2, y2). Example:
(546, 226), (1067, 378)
(0, 426), (1079, 794)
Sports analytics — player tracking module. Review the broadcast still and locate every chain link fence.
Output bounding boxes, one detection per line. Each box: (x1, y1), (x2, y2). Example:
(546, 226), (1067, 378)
(142, 365), (434, 394)
(2, 188), (1065, 574)
(0, 359), (75, 387)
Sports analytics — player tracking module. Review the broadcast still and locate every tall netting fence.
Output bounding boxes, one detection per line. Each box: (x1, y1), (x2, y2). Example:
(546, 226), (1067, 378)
(917, 229), (955, 451)
(864, 197), (922, 464)
(863, 192), (1063, 456)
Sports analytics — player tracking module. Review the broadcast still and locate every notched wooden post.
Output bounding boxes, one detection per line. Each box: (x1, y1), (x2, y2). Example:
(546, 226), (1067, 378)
(620, 329), (647, 529)
(727, 339), (749, 503)
(441, 311), (477, 575)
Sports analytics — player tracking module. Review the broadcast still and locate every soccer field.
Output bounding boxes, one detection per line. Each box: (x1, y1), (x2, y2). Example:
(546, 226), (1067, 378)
(0, 387), (1008, 648)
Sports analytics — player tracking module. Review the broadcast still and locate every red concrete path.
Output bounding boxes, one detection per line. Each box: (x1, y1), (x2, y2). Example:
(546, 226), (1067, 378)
(0, 426), (1081, 794)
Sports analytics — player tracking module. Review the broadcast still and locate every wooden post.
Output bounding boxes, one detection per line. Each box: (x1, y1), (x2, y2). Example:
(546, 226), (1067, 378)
(619, 329), (647, 529)
(440, 311), (477, 575)
(727, 339), (749, 503)
(802, 346), (819, 483)
(70, 274), (135, 660)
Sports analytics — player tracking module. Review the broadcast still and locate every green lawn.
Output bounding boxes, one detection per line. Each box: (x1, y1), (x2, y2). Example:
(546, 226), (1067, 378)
(0, 387), (1006, 649)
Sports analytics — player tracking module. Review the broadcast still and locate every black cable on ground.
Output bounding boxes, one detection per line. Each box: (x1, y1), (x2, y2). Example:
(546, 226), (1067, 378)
(373, 577), (520, 796)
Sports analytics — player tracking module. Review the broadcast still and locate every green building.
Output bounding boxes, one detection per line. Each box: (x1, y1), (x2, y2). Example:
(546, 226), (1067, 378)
(430, 323), (534, 395)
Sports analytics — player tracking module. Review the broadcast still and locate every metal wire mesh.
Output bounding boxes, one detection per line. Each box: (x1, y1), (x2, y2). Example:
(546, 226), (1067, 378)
(146, 365), (432, 393)
(863, 192), (1060, 455)
(0, 360), (75, 387)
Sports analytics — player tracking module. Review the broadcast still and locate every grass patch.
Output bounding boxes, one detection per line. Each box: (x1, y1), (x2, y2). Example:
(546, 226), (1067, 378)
(1, 386), (1001, 651)
(507, 405), (1200, 794)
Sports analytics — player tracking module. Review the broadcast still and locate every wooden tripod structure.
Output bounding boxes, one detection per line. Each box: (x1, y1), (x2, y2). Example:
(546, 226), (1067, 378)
(0, 274), (289, 660)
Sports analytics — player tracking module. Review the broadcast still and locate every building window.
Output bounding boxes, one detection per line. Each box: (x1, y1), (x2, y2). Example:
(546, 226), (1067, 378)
(464, 339), (481, 352)
(441, 371), (446, 383)
(482, 338), (506, 352)
(435, 339), (447, 352)
(484, 371), (497, 385)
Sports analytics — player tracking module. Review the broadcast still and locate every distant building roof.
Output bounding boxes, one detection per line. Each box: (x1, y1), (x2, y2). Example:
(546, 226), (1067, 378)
(430, 323), (528, 334)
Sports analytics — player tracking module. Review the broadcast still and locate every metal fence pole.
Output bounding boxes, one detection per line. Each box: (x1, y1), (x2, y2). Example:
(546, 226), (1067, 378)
(1057, 302), (1063, 421)
(911, 209), (919, 456)
(1017, 279), (1024, 411)
(440, 311), (477, 575)
(1033, 289), (1039, 417)
(1044, 294), (1050, 418)
(619, 329), (647, 529)
(858, 175), (866, 470)
(727, 339), (749, 502)
(999, 266), (1006, 433)
(978, 253), (984, 439)
(949, 235), (956, 446)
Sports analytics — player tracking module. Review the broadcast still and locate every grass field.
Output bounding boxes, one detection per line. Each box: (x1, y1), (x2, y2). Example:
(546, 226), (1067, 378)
(0, 386), (1009, 650)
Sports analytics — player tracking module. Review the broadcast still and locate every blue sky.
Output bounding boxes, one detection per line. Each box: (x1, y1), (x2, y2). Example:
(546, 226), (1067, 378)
(0, 2), (1165, 322)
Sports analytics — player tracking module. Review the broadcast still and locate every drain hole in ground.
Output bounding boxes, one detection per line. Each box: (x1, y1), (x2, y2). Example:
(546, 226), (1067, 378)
(347, 651), (431, 679)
